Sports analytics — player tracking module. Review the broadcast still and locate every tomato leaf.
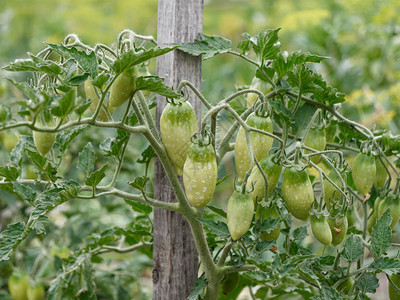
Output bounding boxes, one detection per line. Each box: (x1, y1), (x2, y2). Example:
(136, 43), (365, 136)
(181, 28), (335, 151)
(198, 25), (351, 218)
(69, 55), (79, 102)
(206, 205), (227, 218)
(356, 273), (379, 294)
(341, 234), (363, 262)
(197, 218), (230, 238)
(252, 28), (281, 61)
(85, 165), (108, 187)
(78, 143), (96, 175)
(372, 257), (400, 276)
(137, 145), (156, 164)
(0, 165), (20, 181)
(371, 209), (392, 258)
(128, 176), (149, 191)
(187, 274), (207, 300)
(0, 222), (26, 261)
(51, 89), (76, 117)
(135, 76), (180, 98)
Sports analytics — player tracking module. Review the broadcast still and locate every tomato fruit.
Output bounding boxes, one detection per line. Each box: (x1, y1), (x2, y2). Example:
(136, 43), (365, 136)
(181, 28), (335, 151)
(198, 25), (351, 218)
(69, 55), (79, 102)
(27, 283), (45, 300)
(377, 195), (400, 229)
(338, 278), (354, 295)
(227, 189), (254, 241)
(221, 272), (239, 295)
(367, 197), (382, 234)
(304, 126), (326, 164)
(8, 271), (29, 300)
(323, 170), (342, 210)
(375, 157), (387, 190)
(183, 142), (217, 208)
(282, 166), (314, 221)
(246, 156), (282, 202)
(84, 80), (114, 122)
(160, 99), (198, 176)
(311, 215), (332, 245)
(246, 77), (270, 108)
(255, 204), (281, 241)
(389, 273), (400, 300)
(234, 112), (273, 181)
(328, 216), (348, 246)
(352, 153), (376, 196)
(347, 208), (357, 227)
(3, 132), (20, 152)
(325, 122), (338, 143)
(109, 67), (138, 107)
(33, 118), (56, 157)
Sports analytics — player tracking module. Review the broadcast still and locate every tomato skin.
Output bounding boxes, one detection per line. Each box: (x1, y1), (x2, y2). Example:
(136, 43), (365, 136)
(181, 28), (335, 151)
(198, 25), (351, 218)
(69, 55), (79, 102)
(246, 157), (282, 201)
(246, 77), (270, 108)
(282, 167), (314, 221)
(234, 112), (273, 181)
(304, 127), (326, 164)
(367, 197), (382, 234)
(311, 215), (332, 245)
(109, 67), (138, 107)
(27, 283), (45, 300)
(325, 122), (338, 143)
(389, 273), (400, 300)
(33, 119), (56, 157)
(377, 196), (400, 230)
(328, 216), (348, 246)
(255, 204), (281, 241)
(347, 209), (357, 227)
(8, 272), (29, 300)
(375, 157), (388, 190)
(84, 80), (114, 122)
(352, 153), (376, 196)
(160, 100), (198, 176)
(227, 190), (254, 241)
(221, 272), (239, 295)
(323, 170), (342, 210)
(183, 143), (217, 208)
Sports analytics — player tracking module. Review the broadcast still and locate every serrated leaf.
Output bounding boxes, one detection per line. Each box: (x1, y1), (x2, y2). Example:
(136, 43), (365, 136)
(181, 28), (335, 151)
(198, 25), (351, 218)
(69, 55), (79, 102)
(371, 209), (392, 258)
(293, 226), (308, 241)
(342, 234), (364, 262)
(67, 73), (89, 86)
(135, 76), (180, 98)
(112, 47), (176, 74)
(51, 89), (76, 117)
(372, 257), (400, 276)
(252, 28), (281, 61)
(56, 125), (87, 152)
(29, 53), (63, 76)
(78, 143), (96, 174)
(7, 79), (39, 103)
(128, 176), (149, 191)
(85, 165), (108, 187)
(287, 65), (323, 95)
(93, 73), (110, 88)
(75, 98), (92, 116)
(356, 273), (379, 294)
(177, 33), (232, 60)
(0, 165), (20, 181)
(0, 222), (26, 261)
(311, 286), (342, 300)
(3, 58), (40, 72)
(187, 274), (207, 300)
(197, 218), (230, 238)
(269, 100), (292, 123)
(10, 136), (28, 166)
(136, 145), (156, 164)
(13, 182), (36, 204)
(255, 240), (275, 253)
(125, 201), (152, 215)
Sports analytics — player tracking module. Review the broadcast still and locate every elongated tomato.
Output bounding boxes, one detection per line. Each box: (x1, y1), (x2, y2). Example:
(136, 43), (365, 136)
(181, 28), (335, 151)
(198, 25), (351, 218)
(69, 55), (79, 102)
(84, 80), (114, 121)
(246, 77), (270, 108)
(352, 153), (376, 196)
(109, 67), (138, 107)
(304, 126), (326, 164)
(227, 190), (254, 241)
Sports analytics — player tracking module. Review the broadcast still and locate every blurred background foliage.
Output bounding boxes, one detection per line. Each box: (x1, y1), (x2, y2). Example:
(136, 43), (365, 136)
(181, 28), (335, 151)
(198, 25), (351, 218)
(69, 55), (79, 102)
(0, 0), (399, 299)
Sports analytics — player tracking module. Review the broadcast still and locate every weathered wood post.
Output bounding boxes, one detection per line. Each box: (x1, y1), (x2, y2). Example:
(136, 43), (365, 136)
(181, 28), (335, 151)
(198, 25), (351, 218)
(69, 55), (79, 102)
(153, 0), (203, 299)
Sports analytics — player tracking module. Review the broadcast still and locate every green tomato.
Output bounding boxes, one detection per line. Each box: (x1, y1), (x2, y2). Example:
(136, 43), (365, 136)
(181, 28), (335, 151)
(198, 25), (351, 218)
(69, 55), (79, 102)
(3, 132), (20, 152)
(325, 122), (338, 143)
(160, 100), (198, 176)
(347, 208), (357, 227)
(304, 127), (326, 164)
(311, 215), (332, 245)
(0, 80), (8, 96)
(27, 283), (45, 300)
(84, 80), (114, 122)
(323, 170), (342, 210)
(377, 195), (400, 229)
(234, 112), (273, 181)
(183, 142), (217, 208)
(109, 67), (138, 107)
(50, 246), (70, 260)
(227, 190), (254, 241)
(282, 166), (314, 221)
(389, 273), (400, 300)
(255, 204), (281, 241)
(221, 272), (239, 295)
(33, 119), (56, 157)
(246, 77), (270, 108)
(367, 197), (382, 234)
(352, 153), (376, 196)
(8, 271), (29, 300)
(246, 156), (282, 202)
(328, 216), (348, 246)
(337, 278), (354, 295)
(375, 157), (388, 190)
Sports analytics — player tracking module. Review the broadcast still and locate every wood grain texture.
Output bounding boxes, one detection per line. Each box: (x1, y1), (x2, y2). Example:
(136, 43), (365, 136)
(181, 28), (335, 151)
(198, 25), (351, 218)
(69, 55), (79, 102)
(154, 0), (203, 299)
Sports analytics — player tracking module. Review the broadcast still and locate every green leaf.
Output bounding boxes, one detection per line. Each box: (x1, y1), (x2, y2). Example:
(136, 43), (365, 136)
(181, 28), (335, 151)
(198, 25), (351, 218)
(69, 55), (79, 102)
(93, 73), (110, 88)
(356, 273), (379, 294)
(0, 165), (20, 181)
(66, 73), (89, 86)
(293, 226), (308, 241)
(3, 58), (40, 72)
(135, 76), (180, 98)
(136, 145), (156, 164)
(29, 53), (63, 76)
(47, 43), (98, 78)
(10, 136), (29, 166)
(252, 28), (281, 61)
(85, 165), (108, 187)
(372, 257), (400, 276)
(311, 286), (342, 300)
(187, 274), (207, 300)
(0, 222), (26, 261)
(206, 205), (227, 218)
(371, 209), (392, 259)
(255, 240), (275, 253)
(78, 143), (96, 174)
(128, 176), (149, 191)
(112, 47), (177, 74)
(177, 33), (232, 60)
(51, 89), (76, 117)
(125, 201), (152, 215)
(12, 182), (36, 204)
(287, 65), (323, 95)
(7, 79), (39, 103)
(237, 32), (251, 54)
(197, 218), (230, 238)
(342, 234), (364, 262)
(75, 98), (92, 116)
(56, 125), (87, 153)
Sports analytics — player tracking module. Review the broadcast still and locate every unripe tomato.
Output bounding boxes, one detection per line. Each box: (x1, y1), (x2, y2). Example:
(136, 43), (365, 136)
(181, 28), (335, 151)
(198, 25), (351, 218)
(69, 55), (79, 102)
(338, 278), (354, 295)
(246, 156), (282, 201)
(246, 77), (270, 108)
(311, 215), (332, 245)
(352, 153), (376, 196)
(304, 127), (326, 164)
(347, 208), (357, 227)
(325, 122), (338, 143)
(323, 170), (342, 210)
(367, 197), (382, 234)
(375, 157), (388, 190)
(84, 80), (114, 122)
(183, 142), (217, 208)
(377, 195), (400, 229)
(50, 246), (70, 260)
(227, 189), (254, 241)
(221, 272), (239, 295)
(27, 283), (45, 300)
(328, 216), (348, 246)
(234, 112), (273, 181)
(33, 119), (56, 157)
(0, 80), (8, 96)
(8, 271), (29, 300)
(282, 166), (314, 221)
(160, 100), (198, 176)
(389, 273), (400, 300)
(255, 204), (281, 241)
(3, 132), (20, 152)
(109, 67), (138, 107)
